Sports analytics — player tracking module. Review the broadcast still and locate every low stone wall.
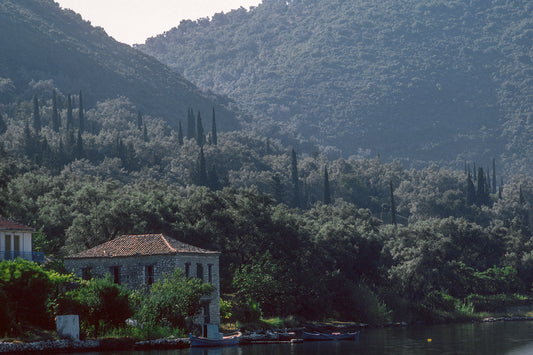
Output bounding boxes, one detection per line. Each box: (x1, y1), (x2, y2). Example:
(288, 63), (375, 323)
(0, 339), (100, 353)
(0, 337), (190, 353)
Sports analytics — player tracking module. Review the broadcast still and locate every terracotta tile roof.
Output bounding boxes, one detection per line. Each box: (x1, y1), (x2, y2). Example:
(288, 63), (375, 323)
(65, 234), (219, 259)
(0, 217), (34, 231)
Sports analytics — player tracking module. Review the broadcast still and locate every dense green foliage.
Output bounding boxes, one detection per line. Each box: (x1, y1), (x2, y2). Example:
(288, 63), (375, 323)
(56, 276), (132, 337)
(0, 259), (54, 332)
(0, 92), (531, 325)
(0, 1), (532, 327)
(140, 0), (532, 173)
(0, 0), (241, 131)
(135, 269), (214, 330)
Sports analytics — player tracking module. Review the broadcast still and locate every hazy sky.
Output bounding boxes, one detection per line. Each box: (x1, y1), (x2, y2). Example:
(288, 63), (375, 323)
(55, 0), (262, 45)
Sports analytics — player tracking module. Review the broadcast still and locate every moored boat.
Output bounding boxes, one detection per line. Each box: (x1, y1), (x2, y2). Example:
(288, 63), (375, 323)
(189, 331), (241, 347)
(302, 331), (360, 341)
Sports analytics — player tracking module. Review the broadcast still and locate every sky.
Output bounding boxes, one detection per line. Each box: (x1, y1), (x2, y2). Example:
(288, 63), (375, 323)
(55, 0), (262, 46)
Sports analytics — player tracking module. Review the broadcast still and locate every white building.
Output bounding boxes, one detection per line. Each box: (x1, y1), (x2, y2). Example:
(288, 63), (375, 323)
(0, 217), (43, 262)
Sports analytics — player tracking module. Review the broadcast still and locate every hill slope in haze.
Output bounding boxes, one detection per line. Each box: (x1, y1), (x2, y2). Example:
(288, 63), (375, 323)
(0, 0), (241, 131)
(139, 0), (532, 173)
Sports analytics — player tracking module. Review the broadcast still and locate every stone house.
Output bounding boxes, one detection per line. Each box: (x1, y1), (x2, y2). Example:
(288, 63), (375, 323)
(0, 216), (44, 263)
(64, 233), (221, 326)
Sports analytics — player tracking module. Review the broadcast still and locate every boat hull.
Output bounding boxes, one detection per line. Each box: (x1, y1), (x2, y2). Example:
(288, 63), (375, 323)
(302, 331), (360, 341)
(189, 333), (241, 347)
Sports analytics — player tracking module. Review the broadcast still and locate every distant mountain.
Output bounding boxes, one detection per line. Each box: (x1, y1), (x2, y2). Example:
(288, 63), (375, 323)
(0, 0), (241, 131)
(139, 0), (532, 173)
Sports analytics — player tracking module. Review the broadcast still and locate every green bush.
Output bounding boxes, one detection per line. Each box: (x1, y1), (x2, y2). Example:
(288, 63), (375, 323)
(0, 258), (55, 330)
(136, 268), (215, 331)
(465, 294), (530, 313)
(56, 276), (133, 337)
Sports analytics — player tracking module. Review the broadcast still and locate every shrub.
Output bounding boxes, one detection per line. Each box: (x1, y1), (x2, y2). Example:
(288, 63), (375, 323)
(56, 276), (133, 337)
(0, 258), (55, 330)
(136, 268), (215, 331)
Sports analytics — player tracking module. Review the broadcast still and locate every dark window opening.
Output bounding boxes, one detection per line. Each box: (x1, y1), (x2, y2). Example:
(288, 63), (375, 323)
(202, 301), (211, 324)
(208, 264), (213, 283)
(185, 262), (190, 277)
(110, 266), (120, 284)
(197, 263), (203, 281)
(81, 267), (92, 280)
(145, 265), (154, 285)
(5, 235), (11, 251)
(13, 235), (20, 252)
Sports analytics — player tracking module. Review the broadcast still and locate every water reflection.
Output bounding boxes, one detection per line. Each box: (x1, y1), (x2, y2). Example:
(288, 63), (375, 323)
(70, 321), (533, 355)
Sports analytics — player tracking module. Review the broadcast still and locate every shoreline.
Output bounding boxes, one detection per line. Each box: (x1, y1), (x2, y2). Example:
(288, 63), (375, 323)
(2, 316), (533, 353)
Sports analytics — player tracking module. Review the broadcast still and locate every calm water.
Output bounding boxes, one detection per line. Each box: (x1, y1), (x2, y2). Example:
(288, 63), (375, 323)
(76, 321), (533, 355)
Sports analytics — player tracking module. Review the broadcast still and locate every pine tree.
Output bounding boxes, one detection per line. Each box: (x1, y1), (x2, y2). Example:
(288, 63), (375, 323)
(177, 121), (184, 145)
(66, 94), (74, 130)
(211, 106), (217, 145)
(196, 111), (205, 147)
(323, 166), (331, 204)
(290, 148), (300, 208)
(52, 89), (60, 132)
(78, 91), (85, 133)
(390, 180), (397, 225)
(187, 107), (195, 139)
(32, 95), (41, 134)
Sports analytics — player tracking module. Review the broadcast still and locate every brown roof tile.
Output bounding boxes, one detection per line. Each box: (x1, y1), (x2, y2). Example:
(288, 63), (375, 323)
(65, 234), (219, 259)
(0, 217), (34, 231)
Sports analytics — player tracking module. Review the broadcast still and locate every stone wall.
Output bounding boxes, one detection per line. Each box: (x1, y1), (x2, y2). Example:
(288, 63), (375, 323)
(64, 253), (220, 325)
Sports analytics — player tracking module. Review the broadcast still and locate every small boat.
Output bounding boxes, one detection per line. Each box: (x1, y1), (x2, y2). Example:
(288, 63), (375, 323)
(302, 331), (360, 341)
(189, 331), (242, 347)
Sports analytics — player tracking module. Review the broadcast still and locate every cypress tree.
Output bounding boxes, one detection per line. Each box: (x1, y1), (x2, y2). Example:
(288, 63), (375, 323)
(486, 166), (491, 194)
(466, 171), (476, 206)
(196, 111), (205, 147)
(197, 146), (207, 186)
(211, 106), (217, 145)
(499, 178), (503, 199)
(271, 173), (284, 203)
(23, 119), (33, 158)
(492, 158), (497, 194)
(0, 112), (6, 134)
(390, 180), (397, 225)
(290, 148), (300, 208)
(187, 107), (195, 139)
(143, 124), (148, 142)
(137, 111), (143, 131)
(74, 129), (84, 159)
(78, 91), (84, 133)
(66, 94), (73, 131)
(52, 89), (60, 132)
(177, 121), (184, 145)
(32, 95), (41, 134)
(476, 167), (489, 206)
(323, 166), (331, 204)
(473, 162), (477, 180)
(207, 163), (219, 190)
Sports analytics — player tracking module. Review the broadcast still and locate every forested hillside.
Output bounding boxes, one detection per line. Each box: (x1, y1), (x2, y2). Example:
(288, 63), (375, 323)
(1, 91), (532, 323)
(140, 0), (532, 174)
(0, 0), (241, 131)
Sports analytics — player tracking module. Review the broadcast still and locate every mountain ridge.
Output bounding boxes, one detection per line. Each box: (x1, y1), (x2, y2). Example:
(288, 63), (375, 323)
(0, 0), (241, 131)
(139, 0), (532, 173)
